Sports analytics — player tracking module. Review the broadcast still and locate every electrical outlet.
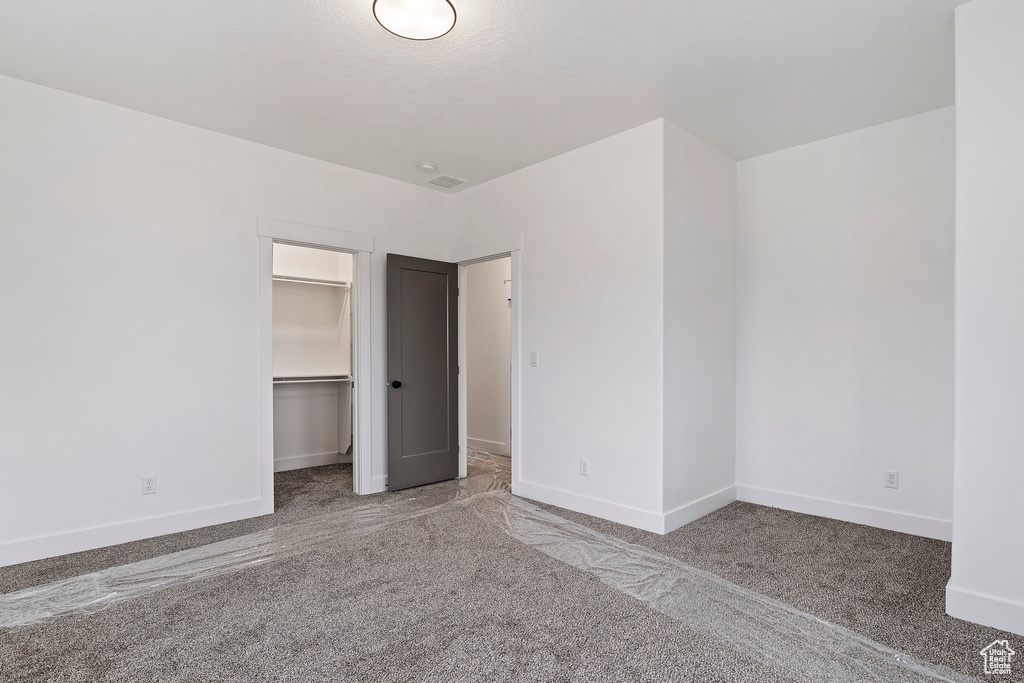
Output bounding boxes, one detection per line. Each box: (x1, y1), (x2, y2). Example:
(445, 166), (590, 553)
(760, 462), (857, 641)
(884, 470), (899, 489)
(579, 459), (590, 477)
(142, 476), (156, 495)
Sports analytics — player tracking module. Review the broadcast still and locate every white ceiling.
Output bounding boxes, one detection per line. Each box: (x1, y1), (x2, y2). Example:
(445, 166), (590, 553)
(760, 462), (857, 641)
(0, 0), (967, 192)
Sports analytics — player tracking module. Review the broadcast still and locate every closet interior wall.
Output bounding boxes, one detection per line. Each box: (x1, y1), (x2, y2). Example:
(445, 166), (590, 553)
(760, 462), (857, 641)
(466, 257), (512, 455)
(272, 244), (354, 473)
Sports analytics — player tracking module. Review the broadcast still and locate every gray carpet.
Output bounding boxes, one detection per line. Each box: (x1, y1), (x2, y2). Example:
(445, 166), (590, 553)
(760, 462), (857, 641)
(1, 463), (364, 596)
(0, 454), (505, 596)
(536, 501), (1015, 682)
(0, 455), (1015, 681)
(1, 471), (790, 682)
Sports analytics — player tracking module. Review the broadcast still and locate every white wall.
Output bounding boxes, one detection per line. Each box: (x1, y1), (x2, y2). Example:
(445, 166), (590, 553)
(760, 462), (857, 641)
(273, 243), (354, 283)
(273, 382), (349, 468)
(451, 121), (667, 531)
(272, 283), (350, 378)
(0, 74), (452, 565)
(272, 247), (353, 378)
(466, 257), (511, 454)
(948, 0), (1024, 637)
(662, 121), (737, 530)
(735, 108), (956, 541)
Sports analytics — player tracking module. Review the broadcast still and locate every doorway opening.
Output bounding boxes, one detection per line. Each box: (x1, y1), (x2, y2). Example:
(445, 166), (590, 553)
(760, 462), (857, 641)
(383, 246), (520, 494)
(458, 253), (516, 493)
(271, 242), (356, 490)
(463, 257), (513, 482)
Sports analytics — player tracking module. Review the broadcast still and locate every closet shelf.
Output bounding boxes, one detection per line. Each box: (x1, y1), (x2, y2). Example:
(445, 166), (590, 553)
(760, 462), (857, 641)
(273, 375), (352, 385)
(272, 275), (351, 289)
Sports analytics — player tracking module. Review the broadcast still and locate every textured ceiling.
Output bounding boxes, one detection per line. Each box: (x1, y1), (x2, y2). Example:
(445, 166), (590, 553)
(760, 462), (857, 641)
(0, 0), (967, 192)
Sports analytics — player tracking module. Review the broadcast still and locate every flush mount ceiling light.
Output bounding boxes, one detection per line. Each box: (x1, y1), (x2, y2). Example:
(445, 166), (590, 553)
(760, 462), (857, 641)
(373, 0), (456, 41)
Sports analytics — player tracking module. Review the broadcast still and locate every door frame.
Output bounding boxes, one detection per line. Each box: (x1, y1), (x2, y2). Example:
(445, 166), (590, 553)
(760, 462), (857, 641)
(451, 234), (524, 496)
(257, 217), (375, 514)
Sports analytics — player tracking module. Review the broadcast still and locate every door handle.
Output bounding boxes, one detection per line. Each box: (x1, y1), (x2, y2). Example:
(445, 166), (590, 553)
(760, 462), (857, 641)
(390, 380), (402, 389)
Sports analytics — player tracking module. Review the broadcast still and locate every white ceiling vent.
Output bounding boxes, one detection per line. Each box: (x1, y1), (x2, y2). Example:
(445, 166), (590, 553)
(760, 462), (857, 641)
(426, 174), (466, 189)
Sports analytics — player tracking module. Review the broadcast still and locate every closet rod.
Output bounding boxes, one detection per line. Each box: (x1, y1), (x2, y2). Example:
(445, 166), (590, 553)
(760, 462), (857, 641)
(273, 375), (352, 385)
(272, 275), (351, 289)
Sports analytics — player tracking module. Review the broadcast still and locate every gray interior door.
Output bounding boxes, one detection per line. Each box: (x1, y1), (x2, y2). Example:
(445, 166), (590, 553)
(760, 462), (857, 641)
(386, 254), (459, 490)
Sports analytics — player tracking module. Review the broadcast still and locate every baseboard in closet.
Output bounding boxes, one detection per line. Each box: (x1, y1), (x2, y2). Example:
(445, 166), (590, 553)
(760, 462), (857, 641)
(274, 451), (351, 473)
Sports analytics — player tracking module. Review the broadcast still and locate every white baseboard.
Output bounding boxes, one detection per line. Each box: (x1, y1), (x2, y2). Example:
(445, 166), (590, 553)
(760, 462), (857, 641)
(273, 451), (344, 472)
(0, 498), (267, 568)
(663, 485), (737, 534)
(947, 583), (1024, 637)
(370, 475), (388, 494)
(517, 480), (664, 534)
(736, 484), (952, 541)
(468, 437), (509, 455)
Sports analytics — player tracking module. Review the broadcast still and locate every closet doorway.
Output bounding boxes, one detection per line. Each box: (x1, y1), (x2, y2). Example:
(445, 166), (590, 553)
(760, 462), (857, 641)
(271, 243), (356, 486)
